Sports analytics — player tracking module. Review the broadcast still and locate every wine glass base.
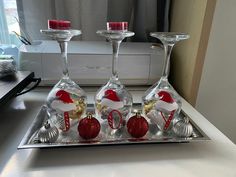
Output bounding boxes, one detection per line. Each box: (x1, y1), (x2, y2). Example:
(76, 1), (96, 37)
(41, 29), (81, 41)
(97, 30), (134, 40)
(150, 32), (189, 43)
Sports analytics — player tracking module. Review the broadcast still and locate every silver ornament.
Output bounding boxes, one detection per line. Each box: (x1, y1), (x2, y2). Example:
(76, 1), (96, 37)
(172, 117), (193, 137)
(38, 121), (59, 143)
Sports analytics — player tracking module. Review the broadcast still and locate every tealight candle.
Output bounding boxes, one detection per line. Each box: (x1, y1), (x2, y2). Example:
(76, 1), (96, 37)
(48, 20), (71, 30)
(107, 22), (128, 31)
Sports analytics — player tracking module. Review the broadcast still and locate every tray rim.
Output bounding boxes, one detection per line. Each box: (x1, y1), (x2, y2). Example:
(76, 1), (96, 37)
(18, 104), (210, 149)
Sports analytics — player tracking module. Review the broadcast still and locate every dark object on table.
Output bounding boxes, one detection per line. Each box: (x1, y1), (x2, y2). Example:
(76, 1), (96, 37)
(0, 71), (41, 107)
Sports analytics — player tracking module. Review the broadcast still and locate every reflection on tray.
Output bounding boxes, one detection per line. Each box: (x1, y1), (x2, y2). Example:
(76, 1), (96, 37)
(18, 103), (210, 149)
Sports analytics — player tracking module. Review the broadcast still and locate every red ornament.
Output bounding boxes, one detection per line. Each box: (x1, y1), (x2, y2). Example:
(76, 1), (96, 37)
(48, 20), (71, 30)
(127, 113), (149, 138)
(78, 114), (100, 140)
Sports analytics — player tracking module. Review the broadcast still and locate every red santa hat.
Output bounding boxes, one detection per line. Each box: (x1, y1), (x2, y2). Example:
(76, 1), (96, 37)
(56, 90), (73, 103)
(155, 91), (178, 112)
(101, 89), (123, 109)
(51, 90), (76, 112)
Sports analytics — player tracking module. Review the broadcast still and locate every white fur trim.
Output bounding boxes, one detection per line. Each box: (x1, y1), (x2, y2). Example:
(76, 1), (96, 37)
(155, 100), (178, 112)
(51, 100), (76, 112)
(101, 98), (123, 109)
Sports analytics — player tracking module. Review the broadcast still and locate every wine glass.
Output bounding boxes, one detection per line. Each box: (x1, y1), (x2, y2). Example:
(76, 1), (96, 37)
(95, 22), (134, 139)
(143, 32), (189, 134)
(41, 22), (87, 132)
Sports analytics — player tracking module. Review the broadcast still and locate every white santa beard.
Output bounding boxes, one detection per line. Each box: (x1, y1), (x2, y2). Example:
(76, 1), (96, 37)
(51, 100), (76, 112)
(101, 98), (124, 110)
(155, 100), (178, 112)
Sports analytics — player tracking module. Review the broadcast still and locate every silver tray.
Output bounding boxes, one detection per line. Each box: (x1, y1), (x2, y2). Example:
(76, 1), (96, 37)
(18, 103), (210, 149)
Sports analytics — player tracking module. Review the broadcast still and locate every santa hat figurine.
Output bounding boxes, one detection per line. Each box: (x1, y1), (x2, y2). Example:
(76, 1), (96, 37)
(50, 90), (76, 131)
(147, 90), (179, 131)
(155, 91), (178, 112)
(101, 89), (124, 109)
(100, 89), (125, 129)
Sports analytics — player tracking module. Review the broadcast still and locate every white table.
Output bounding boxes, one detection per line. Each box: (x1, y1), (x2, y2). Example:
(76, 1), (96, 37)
(0, 88), (236, 177)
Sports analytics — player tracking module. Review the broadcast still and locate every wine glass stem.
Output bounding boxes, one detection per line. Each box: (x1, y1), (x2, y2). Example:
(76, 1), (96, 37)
(162, 43), (174, 79)
(111, 40), (121, 80)
(59, 41), (69, 80)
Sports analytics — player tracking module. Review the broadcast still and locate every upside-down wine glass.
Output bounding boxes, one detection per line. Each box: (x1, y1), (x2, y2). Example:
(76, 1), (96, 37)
(142, 32), (189, 134)
(95, 22), (134, 139)
(41, 20), (87, 132)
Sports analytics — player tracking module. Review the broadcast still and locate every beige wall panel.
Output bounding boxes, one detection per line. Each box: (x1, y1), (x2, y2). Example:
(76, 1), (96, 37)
(170, 0), (216, 105)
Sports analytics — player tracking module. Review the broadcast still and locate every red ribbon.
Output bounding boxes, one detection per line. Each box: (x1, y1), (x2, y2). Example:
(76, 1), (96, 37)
(161, 110), (175, 130)
(63, 112), (70, 132)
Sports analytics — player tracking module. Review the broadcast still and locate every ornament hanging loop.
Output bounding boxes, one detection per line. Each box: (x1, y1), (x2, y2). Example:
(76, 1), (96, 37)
(133, 109), (142, 118)
(44, 121), (51, 129)
(86, 112), (93, 119)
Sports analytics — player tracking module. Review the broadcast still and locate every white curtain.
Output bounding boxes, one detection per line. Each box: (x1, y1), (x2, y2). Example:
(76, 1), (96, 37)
(53, 0), (109, 41)
(0, 0), (11, 44)
(17, 0), (170, 42)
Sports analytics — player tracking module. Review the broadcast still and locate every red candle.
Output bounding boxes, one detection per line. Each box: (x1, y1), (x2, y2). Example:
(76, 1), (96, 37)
(107, 22), (128, 31)
(48, 20), (71, 30)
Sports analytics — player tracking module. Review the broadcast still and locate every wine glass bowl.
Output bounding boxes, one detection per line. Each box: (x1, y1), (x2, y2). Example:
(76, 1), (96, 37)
(96, 30), (134, 40)
(150, 32), (189, 43)
(40, 29), (81, 41)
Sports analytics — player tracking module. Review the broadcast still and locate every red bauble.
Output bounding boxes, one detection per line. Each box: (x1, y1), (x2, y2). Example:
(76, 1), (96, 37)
(127, 114), (149, 138)
(78, 115), (100, 140)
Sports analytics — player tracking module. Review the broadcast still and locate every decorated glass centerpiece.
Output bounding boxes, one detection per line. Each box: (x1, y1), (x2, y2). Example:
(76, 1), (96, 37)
(143, 32), (189, 133)
(95, 22), (134, 139)
(41, 20), (87, 132)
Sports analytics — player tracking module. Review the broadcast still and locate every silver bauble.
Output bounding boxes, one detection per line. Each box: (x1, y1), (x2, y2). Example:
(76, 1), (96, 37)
(172, 117), (193, 137)
(38, 121), (59, 143)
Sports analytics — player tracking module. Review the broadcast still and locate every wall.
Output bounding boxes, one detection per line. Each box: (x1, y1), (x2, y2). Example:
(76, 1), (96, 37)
(196, 0), (236, 143)
(170, 0), (215, 105)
